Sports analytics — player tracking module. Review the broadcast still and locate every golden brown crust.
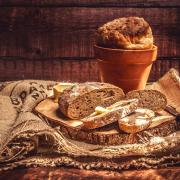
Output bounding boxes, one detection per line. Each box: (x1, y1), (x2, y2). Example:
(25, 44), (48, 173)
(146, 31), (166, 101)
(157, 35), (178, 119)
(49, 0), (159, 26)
(96, 17), (153, 50)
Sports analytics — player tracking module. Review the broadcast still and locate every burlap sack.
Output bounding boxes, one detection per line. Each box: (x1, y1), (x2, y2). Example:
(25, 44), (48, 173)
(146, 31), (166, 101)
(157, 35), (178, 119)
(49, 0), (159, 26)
(0, 70), (179, 172)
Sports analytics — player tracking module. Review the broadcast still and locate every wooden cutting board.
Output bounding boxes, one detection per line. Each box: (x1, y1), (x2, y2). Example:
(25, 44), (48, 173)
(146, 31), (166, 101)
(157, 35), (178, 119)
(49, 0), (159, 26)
(34, 98), (178, 145)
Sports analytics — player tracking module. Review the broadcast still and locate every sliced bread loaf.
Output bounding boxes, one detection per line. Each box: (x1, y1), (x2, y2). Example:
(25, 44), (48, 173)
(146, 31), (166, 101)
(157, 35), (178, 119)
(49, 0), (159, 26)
(58, 82), (125, 119)
(126, 90), (167, 111)
(81, 99), (138, 129)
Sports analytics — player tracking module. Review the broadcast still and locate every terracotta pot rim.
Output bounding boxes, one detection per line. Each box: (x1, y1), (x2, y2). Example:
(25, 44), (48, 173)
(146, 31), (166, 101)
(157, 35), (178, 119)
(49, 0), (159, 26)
(94, 44), (157, 52)
(97, 59), (153, 65)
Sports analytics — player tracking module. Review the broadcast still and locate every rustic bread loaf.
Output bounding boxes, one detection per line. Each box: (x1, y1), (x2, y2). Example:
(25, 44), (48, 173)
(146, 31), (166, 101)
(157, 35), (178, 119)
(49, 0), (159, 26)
(81, 99), (138, 129)
(126, 90), (167, 111)
(96, 17), (153, 50)
(58, 82), (125, 119)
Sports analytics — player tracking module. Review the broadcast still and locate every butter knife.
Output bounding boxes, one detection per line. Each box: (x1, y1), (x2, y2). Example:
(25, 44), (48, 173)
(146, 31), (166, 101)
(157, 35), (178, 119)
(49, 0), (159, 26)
(165, 105), (180, 121)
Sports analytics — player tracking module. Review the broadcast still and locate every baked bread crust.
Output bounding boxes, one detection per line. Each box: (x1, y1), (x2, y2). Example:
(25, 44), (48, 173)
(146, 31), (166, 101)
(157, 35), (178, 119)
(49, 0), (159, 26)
(58, 82), (125, 119)
(126, 90), (167, 111)
(96, 17), (153, 50)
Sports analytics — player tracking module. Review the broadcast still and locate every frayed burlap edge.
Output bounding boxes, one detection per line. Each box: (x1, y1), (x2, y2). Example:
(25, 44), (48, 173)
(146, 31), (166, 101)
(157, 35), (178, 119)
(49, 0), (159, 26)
(0, 153), (180, 172)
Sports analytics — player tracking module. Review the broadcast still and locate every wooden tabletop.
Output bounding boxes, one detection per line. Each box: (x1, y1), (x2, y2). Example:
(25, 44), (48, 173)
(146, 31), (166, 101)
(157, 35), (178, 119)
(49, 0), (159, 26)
(0, 167), (180, 180)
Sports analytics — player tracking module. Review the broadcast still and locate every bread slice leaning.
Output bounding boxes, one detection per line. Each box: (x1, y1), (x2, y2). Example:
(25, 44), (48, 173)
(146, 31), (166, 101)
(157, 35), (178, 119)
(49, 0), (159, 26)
(59, 82), (125, 119)
(126, 90), (167, 111)
(81, 99), (138, 129)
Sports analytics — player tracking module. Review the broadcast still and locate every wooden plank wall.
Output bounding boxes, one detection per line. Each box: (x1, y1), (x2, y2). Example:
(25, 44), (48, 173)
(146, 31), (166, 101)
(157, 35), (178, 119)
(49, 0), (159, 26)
(0, 0), (179, 82)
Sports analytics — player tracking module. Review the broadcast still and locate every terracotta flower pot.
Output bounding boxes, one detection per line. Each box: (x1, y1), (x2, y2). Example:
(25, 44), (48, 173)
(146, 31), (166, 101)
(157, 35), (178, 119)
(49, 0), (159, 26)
(94, 45), (158, 93)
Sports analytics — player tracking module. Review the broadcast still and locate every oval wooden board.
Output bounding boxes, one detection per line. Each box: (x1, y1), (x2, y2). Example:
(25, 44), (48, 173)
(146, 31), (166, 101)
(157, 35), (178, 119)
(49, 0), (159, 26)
(34, 98), (178, 145)
(35, 98), (83, 129)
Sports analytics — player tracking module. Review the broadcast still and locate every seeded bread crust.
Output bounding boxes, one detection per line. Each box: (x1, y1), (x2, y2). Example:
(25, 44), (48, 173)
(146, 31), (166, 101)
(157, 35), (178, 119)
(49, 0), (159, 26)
(58, 82), (125, 119)
(96, 17), (153, 50)
(126, 90), (167, 111)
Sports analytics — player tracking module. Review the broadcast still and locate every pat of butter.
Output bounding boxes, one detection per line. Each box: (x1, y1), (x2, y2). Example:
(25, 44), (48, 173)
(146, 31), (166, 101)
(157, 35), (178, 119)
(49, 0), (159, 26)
(53, 83), (73, 103)
(95, 106), (110, 114)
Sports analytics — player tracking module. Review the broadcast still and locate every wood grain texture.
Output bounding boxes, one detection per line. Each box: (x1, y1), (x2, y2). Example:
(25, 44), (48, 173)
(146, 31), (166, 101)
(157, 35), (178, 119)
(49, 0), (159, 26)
(0, 58), (99, 82)
(0, 58), (179, 82)
(0, 0), (180, 7)
(0, 167), (180, 180)
(0, 8), (180, 58)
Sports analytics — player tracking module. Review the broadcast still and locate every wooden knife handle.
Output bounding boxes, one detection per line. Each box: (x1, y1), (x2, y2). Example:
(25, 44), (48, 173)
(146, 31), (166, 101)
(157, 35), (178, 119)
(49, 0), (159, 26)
(176, 114), (180, 121)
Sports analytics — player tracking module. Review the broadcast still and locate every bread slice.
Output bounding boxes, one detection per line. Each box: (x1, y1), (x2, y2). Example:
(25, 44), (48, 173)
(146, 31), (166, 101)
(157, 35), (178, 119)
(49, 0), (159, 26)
(146, 68), (180, 112)
(81, 99), (138, 129)
(126, 90), (167, 111)
(118, 108), (155, 133)
(58, 82), (125, 119)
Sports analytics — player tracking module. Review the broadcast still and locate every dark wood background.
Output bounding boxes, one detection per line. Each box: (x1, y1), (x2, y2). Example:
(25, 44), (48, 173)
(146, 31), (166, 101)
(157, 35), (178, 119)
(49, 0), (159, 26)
(0, 0), (180, 82)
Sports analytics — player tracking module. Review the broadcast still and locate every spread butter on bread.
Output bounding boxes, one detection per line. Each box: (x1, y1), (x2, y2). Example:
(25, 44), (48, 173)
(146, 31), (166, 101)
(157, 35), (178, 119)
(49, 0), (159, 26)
(81, 99), (138, 129)
(118, 108), (155, 133)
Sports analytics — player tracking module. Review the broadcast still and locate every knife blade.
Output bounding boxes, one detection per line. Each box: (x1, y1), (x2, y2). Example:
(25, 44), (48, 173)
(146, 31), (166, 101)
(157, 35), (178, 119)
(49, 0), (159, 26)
(165, 105), (180, 121)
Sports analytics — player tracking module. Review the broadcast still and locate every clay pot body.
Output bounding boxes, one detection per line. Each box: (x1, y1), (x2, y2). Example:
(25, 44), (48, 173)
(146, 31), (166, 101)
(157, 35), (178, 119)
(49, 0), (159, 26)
(94, 45), (157, 93)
